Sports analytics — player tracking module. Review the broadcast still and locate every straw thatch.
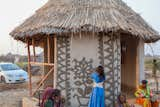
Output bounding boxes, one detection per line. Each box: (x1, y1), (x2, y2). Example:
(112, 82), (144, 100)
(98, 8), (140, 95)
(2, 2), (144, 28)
(10, 0), (160, 43)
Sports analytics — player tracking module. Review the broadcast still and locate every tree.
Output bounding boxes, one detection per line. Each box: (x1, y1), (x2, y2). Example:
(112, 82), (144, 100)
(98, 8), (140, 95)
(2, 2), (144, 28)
(152, 59), (160, 93)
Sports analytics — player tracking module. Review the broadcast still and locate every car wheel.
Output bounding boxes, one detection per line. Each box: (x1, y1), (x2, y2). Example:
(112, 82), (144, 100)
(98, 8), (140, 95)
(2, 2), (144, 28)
(0, 76), (6, 83)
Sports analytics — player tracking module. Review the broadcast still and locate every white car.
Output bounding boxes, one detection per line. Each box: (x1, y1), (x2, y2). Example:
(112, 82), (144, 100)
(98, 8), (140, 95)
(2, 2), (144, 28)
(0, 63), (29, 83)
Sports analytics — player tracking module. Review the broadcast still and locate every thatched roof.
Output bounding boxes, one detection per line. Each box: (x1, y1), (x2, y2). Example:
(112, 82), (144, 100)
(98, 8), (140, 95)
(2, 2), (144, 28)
(10, 0), (160, 43)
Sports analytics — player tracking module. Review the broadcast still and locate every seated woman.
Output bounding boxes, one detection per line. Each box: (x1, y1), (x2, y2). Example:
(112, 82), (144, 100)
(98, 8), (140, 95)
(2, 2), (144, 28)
(52, 89), (65, 107)
(135, 80), (159, 107)
(40, 87), (65, 107)
(115, 94), (134, 107)
(40, 87), (54, 107)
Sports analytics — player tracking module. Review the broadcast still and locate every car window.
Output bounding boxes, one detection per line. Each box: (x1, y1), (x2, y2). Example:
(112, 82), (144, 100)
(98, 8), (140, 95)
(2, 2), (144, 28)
(0, 64), (21, 71)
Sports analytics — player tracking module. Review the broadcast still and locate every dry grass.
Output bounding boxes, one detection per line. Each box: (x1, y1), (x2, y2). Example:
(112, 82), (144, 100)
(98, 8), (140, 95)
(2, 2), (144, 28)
(10, 0), (160, 43)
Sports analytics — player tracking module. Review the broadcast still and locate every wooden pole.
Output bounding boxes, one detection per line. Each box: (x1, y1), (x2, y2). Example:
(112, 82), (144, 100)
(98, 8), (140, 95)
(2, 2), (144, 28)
(27, 39), (32, 96)
(30, 62), (54, 66)
(47, 36), (51, 63)
(53, 36), (57, 88)
(32, 39), (36, 62)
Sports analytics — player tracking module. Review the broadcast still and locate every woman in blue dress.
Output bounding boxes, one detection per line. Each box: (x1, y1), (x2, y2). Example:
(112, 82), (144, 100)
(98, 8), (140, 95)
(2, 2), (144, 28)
(88, 66), (106, 107)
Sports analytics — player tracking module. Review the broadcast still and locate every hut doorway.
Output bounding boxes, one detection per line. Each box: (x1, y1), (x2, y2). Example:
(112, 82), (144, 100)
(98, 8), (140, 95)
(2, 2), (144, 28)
(121, 35), (139, 93)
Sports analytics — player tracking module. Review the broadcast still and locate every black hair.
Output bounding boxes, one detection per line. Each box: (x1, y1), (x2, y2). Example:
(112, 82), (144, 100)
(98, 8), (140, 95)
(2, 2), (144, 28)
(53, 89), (61, 97)
(141, 80), (148, 84)
(96, 66), (105, 80)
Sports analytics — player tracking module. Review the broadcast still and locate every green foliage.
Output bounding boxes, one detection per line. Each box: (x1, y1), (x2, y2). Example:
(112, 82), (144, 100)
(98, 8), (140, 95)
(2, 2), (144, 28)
(145, 58), (160, 71)
(145, 59), (153, 70)
(15, 62), (28, 69)
(155, 61), (160, 71)
(151, 59), (160, 93)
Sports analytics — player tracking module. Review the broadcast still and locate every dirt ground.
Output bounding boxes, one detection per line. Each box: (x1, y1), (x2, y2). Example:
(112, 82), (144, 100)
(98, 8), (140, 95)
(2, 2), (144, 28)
(0, 88), (29, 107)
(0, 76), (41, 107)
(0, 71), (160, 107)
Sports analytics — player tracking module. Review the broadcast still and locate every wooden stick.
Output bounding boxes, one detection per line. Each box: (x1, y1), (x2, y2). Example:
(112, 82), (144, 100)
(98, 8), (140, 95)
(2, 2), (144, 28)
(32, 39), (36, 62)
(47, 36), (51, 63)
(53, 36), (57, 88)
(30, 62), (54, 66)
(32, 67), (54, 96)
(27, 39), (32, 96)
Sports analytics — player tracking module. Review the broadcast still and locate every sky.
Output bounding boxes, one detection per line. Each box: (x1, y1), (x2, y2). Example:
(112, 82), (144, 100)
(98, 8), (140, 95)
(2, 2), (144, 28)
(0, 0), (160, 55)
(123, 0), (160, 56)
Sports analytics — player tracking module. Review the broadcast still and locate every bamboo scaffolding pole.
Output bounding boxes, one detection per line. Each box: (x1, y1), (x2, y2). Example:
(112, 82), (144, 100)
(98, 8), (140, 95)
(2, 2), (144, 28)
(32, 39), (36, 62)
(32, 67), (54, 96)
(47, 36), (51, 63)
(27, 39), (32, 96)
(30, 62), (54, 66)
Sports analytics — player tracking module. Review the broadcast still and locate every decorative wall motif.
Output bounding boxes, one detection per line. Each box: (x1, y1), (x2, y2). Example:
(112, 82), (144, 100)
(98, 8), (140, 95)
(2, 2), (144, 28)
(113, 36), (121, 99)
(98, 35), (104, 66)
(72, 58), (93, 107)
(56, 36), (71, 106)
(98, 34), (121, 107)
(103, 35), (115, 106)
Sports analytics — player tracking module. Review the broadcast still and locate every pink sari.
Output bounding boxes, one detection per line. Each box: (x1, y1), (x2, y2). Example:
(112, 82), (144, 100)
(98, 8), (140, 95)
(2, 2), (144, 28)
(40, 87), (54, 107)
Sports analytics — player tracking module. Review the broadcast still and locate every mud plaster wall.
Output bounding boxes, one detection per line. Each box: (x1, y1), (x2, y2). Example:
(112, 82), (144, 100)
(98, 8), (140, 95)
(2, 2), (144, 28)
(138, 39), (145, 83)
(56, 33), (121, 107)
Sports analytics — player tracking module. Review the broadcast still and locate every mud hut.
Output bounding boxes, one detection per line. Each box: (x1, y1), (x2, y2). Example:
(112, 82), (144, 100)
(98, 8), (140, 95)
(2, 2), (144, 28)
(10, 0), (160, 106)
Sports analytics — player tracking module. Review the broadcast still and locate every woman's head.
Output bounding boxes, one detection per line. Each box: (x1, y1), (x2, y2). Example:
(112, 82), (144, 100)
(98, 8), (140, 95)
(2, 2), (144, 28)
(118, 94), (127, 103)
(52, 89), (61, 103)
(96, 66), (105, 79)
(141, 80), (148, 88)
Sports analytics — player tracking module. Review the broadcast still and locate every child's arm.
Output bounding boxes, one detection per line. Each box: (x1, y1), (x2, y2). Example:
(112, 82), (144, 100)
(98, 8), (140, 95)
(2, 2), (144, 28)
(135, 89), (144, 98)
